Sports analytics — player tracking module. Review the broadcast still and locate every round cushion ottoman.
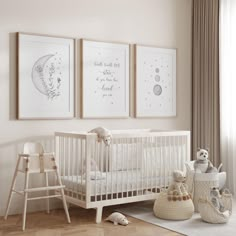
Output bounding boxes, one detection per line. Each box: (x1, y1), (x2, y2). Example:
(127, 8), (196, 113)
(153, 192), (194, 220)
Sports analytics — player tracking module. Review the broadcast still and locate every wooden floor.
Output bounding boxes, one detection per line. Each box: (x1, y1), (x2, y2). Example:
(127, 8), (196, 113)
(0, 204), (183, 236)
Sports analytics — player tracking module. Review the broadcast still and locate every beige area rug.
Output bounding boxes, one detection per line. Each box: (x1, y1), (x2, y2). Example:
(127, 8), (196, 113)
(117, 200), (236, 236)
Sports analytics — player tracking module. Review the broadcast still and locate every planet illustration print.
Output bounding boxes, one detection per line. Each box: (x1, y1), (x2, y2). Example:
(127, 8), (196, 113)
(153, 84), (162, 96)
(155, 74), (160, 82)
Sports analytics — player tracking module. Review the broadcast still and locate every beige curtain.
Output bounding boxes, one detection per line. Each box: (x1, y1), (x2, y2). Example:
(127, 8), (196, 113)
(192, 0), (220, 167)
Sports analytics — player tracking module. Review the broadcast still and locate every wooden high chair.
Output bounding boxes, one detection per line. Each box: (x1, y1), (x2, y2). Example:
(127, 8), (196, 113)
(4, 142), (71, 230)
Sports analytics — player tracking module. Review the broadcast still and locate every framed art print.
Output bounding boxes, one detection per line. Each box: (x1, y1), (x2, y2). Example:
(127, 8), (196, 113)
(18, 33), (75, 119)
(81, 39), (129, 118)
(135, 45), (176, 117)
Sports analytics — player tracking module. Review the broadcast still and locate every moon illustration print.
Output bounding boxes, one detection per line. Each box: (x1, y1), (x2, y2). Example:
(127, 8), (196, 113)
(32, 53), (62, 100)
(18, 33), (75, 119)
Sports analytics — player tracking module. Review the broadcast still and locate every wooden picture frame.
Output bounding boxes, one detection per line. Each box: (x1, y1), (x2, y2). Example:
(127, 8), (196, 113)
(81, 39), (129, 118)
(17, 32), (75, 119)
(135, 45), (176, 117)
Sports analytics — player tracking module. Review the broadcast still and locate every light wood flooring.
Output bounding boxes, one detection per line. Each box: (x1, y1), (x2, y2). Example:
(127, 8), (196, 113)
(0, 204), (183, 236)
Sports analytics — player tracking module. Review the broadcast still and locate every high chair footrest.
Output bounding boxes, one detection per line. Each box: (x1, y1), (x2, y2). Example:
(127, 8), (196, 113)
(28, 194), (62, 201)
(25, 185), (65, 192)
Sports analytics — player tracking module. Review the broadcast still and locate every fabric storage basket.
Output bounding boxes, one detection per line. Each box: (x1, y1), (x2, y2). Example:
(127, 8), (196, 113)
(198, 190), (232, 224)
(153, 192), (194, 220)
(193, 173), (219, 212)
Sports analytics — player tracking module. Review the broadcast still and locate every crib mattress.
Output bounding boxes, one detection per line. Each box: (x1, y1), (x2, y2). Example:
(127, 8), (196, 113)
(61, 170), (172, 196)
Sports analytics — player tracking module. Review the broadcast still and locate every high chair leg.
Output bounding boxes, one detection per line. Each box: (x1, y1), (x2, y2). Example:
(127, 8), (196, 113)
(61, 188), (71, 223)
(55, 169), (71, 223)
(45, 172), (50, 213)
(22, 172), (29, 231)
(4, 156), (21, 220)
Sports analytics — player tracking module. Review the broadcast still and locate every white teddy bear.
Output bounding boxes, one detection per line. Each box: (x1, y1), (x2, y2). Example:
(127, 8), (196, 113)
(194, 148), (217, 173)
(167, 170), (189, 200)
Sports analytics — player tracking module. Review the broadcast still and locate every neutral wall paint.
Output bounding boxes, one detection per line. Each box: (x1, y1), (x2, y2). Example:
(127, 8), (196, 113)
(0, 0), (192, 215)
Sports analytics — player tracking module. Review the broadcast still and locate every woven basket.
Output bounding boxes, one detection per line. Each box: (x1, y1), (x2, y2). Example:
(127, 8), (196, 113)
(198, 191), (232, 224)
(153, 192), (194, 220)
(193, 173), (219, 212)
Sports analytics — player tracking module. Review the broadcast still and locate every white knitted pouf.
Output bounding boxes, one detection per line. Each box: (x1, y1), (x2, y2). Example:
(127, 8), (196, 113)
(153, 192), (194, 220)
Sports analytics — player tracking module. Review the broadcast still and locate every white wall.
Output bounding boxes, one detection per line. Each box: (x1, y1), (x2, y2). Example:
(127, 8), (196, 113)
(0, 0), (192, 215)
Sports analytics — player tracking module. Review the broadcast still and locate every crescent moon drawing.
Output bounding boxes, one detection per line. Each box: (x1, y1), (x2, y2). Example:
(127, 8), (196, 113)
(31, 54), (54, 96)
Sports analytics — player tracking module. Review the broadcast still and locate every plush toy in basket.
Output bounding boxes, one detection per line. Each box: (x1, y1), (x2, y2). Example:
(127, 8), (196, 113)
(194, 148), (218, 173)
(153, 170), (194, 220)
(198, 188), (232, 224)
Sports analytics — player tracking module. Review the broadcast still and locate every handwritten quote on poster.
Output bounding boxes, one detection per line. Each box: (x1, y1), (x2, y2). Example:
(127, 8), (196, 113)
(83, 41), (129, 117)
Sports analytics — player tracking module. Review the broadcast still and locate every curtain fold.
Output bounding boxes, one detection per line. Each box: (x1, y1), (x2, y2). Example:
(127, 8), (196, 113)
(192, 0), (220, 167)
(220, 0), (236, 193)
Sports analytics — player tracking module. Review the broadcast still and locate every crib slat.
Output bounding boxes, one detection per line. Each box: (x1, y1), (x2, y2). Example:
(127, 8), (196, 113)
(105, 143), (108, 200)
(80, 139), (83, 200)
(85, 136), (92, 204)
(94, 139), (97, 202)
(110, 140), (113, 200)
(116, 139), (119, 199)
(75, 138), (79, 200)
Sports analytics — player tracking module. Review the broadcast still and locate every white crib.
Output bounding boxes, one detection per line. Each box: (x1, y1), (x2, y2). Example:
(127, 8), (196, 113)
(55, 129), (190, 223)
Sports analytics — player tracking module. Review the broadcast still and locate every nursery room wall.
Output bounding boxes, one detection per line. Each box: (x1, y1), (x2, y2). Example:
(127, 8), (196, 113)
(0, 0), (192, 215)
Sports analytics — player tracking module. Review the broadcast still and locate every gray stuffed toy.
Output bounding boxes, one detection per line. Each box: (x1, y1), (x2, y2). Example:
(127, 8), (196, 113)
(210, 187), (225, 212)
(194, 148), (218, 173)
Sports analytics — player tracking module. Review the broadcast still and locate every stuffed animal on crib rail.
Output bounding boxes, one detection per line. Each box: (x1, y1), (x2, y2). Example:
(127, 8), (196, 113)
(210, 187), (225, 212)
(105, 212), (130, 226)
(167, 170), (189, 200)
(88, 127), (112, 146)
(194, 148), (218, 173)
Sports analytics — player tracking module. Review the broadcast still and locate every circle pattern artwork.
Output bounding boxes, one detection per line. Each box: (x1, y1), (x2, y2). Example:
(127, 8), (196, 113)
(153, 84), (162, 96)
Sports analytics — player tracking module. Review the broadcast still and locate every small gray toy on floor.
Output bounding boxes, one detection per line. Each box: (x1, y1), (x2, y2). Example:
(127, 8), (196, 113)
(88, 127), (112, 146)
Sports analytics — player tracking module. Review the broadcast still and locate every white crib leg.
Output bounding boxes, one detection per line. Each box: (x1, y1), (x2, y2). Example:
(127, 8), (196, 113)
(96, 206), (103, 223)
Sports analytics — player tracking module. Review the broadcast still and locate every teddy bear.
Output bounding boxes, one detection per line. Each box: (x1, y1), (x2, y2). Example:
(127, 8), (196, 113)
(167, 170), (189, 200)
(194, 148), (218, 173)
(89, 127), (112, 146)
